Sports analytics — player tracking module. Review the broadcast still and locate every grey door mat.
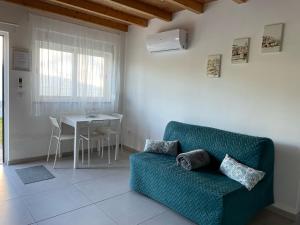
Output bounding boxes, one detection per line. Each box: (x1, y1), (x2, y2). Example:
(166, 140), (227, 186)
(15, 165), (55, 184)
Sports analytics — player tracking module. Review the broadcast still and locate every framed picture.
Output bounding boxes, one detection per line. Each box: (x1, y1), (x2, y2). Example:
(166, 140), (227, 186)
(262, 23), (284, 53)
(13, 48), (31, 71)
(207, 54), (221, 78)
(232, 38), (250, 64)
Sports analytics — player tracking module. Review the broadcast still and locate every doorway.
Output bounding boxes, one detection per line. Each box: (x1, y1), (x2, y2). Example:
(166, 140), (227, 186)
(0, 30), (8, 165)
(0, 35), (3, 163)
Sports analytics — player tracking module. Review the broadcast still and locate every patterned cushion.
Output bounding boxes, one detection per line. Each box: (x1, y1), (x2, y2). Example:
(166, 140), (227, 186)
(144, 139), (178, 156)
(220, 154), (265, 191)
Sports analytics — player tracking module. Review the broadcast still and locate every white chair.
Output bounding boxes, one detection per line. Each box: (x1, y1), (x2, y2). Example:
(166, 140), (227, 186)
(99, 113), (123, 161)
(47, 117), (74, 168)
(79, 120), (106, 166)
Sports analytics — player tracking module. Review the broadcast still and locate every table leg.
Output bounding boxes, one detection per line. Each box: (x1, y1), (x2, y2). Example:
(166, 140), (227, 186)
(74, 123), (80, 169)
(115, 134), (119, 161)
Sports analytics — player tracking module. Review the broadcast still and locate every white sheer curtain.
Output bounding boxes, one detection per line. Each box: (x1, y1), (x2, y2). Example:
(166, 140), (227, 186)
(30, 14), (122, 116)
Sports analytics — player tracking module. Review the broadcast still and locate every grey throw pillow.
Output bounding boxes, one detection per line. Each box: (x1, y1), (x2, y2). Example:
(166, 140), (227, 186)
(176, 149), (211, 171)
(220, 154), (265, 191)
(144, 139), (178, 156)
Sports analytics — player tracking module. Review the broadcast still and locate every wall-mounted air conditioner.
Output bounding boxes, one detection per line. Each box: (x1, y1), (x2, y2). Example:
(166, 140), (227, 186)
(146, 29), (187, 53)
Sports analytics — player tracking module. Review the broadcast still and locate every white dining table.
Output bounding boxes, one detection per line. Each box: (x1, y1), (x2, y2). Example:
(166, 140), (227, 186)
(61, 114), (120, 169)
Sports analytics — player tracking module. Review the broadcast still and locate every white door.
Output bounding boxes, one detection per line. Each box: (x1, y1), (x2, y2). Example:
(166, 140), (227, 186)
(0, 35), (3, 163)
(0, 31), (9, 164)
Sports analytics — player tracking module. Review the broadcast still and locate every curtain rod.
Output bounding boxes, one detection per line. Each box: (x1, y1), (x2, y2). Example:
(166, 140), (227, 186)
(0, 21), (19, 27)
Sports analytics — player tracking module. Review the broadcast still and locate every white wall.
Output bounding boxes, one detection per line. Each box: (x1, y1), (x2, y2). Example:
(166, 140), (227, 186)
(0, 2), (125, 162)
(123, 0), (300, 215)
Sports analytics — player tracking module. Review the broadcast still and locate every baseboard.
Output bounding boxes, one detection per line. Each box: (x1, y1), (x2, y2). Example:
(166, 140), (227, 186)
(7, 152), (73, 165)
(267, 205), (298, 221)
(123, 145), (138, 153)
(8, 145), (130, 165)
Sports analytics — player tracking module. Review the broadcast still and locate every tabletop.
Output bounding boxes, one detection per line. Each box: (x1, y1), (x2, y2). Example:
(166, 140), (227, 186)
(61, 114), (119, 127)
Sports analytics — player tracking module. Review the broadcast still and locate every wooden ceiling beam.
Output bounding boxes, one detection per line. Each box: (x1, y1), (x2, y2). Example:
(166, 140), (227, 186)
(167, 0), (203, 13)
(109, 0), (172, 22)
(5, 0), (128, 32)
(52, 0), (148, 27)
(232, 0), (248, 3)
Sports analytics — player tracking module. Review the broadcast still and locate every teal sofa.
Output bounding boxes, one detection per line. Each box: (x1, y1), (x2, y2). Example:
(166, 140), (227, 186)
(130, 121), (274, 225)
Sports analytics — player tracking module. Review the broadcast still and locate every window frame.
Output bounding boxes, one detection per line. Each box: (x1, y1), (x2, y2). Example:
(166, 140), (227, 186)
(36, 43), (114, 103)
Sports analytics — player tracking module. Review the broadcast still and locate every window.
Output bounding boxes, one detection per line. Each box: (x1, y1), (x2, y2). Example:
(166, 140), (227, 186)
(39, 47), (110, 101)
(39, 48), (72, 97)
(31, 14), (121, 115)
(77, 54), (105, 98)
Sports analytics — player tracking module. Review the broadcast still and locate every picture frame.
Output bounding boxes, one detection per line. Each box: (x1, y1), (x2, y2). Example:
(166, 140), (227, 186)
(262, 23), (284, 53)
(207, 54), (222, 78)
(232, 38), (250, 64)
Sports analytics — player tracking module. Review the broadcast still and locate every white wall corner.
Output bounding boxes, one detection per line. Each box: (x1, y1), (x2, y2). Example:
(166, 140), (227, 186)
(296, 180), (300, 213)
(272, 202), (298, 217)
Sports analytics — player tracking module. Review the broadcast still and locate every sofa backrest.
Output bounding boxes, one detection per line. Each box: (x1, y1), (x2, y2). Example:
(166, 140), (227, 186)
(163, 121), (274, 174)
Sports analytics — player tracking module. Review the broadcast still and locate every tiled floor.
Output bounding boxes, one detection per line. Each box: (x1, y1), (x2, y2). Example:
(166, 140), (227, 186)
(0, 150), (295, 225)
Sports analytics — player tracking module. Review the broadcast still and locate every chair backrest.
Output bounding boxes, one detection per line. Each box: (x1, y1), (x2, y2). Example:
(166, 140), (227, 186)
(49, 116), (61, 137)
(89, 120), (107, 128)
(49, 116), (60, 129)
(111, 113), (123, 132)
(86, 120), (107, 136)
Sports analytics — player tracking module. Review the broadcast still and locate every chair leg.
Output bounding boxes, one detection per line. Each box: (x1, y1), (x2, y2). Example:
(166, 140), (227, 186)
(47, 136), (53, 162)
(101, 138), (104, 158)
(115, 134), (119, 161)
(108, 136), (111, 165)
(88, 139), (91, 166)
(98, 139), (101, 156)
(53, 140), (60, 168)
(58, 140), (62, 158)
(80, 139), (84, 164)
(120, 134), (124, 152)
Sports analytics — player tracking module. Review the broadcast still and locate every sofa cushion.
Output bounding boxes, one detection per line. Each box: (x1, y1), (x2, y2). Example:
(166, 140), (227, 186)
(130, 152), (245, 225)
(220, 154), (265, 191)
(176, 149), (211, 171)
(144, 139), (178, 156)
(163, 121), (273, 171)
(131, 152), (242, 196)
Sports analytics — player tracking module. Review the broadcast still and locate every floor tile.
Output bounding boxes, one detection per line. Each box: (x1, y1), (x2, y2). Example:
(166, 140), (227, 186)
(249, 210), (294, 225)
(0, 198), (34, 225)
(47, 167), (108, 184)
(0, 175), (19, 201)
(0, 166), (21, 201)
(74, 170), (130, 203)
(139, 210), (196, 225)
(96, 192), (167, 225)
(37, 205), (116, 225)
(9, 168), (71, 197)
(45, 152), (130, 184)
(23, 185), (91, 221)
